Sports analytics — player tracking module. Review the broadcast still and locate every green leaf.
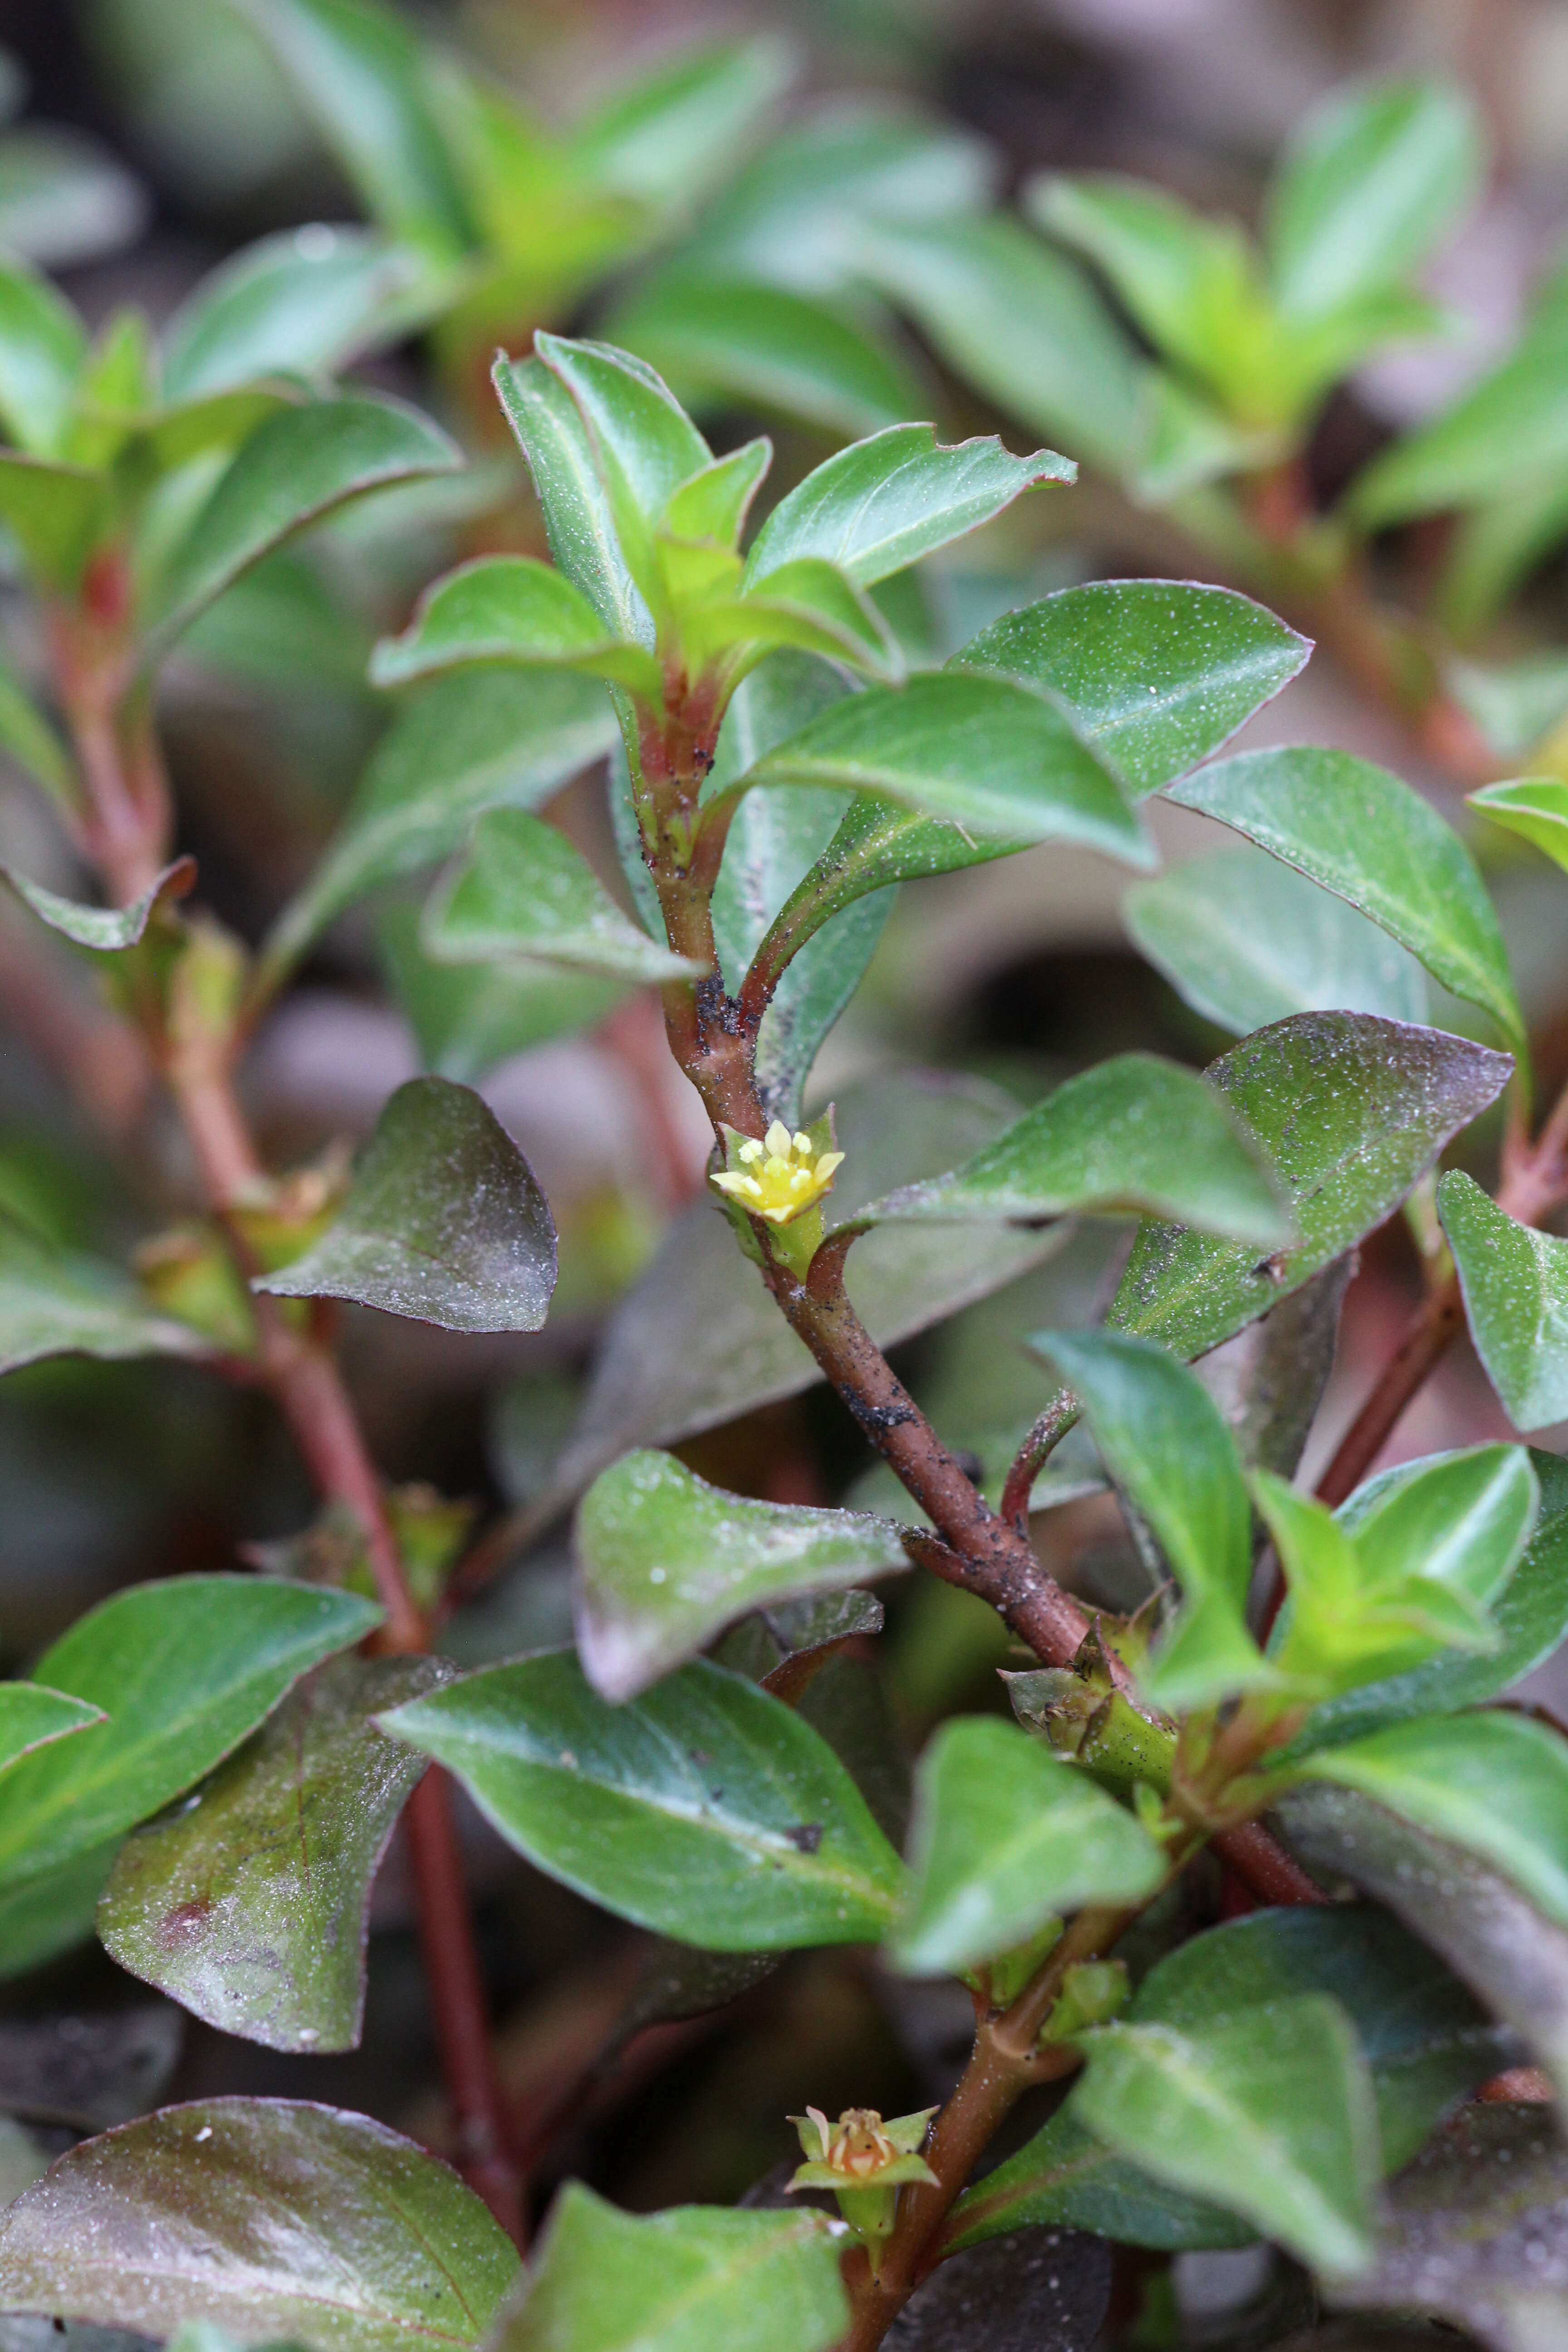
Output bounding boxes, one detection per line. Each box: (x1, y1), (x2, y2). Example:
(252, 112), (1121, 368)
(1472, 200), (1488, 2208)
(369, 555), (661, 696)
(846, 1053), (1291, 1246)
(1125, 845), (1427, 1035)
(0, 2099), (519, 2352)
(1072, 1995), (1379, 2277)
(734, 672), (1151, 862)
(1265, 79), (1480, 322)
(0, 1211), (211, 1377)
(1287, 1447), (1568, 1754)
(951, 1902), (1506, 2256)
(530, 1071), (1072, 1527)
(0, 124), (145, 274)
(571, 36), (795, 215)
(0, 1576), (379, 1891)
(98, 1654), (447, 2055)
(0, 853), (193, 951)
(1032, 1330), (1267, 1710)
(1338, 1442), (1537, 1610)
(0, 255), (85, 457)
(145, 394), (463, 656)
(608, 276), (921, 440)
(255, 1076), (556, 1333)
(379, 904), (623, 1085)
(380, 1650), (904, 1950)
(893, 1716), (1162, 1975)
(1164, 746), (1524, 1057)
(0, 1684), (104, 1777)
(0, 655), (76, 813)
(161, 224), (427, 401)
(226, 0), (473, 253)
(492, 353), (650, 647)
(574, 1450), (908, 1703)
(717, 556), (903, 686)
(535, 333), (710, 602)
(861, 213), (1144, 474)
(0, 1841), (128, 1980)
(745, 424), (1072, 591)
(496, 2183), (846, 2352)
(1440, 1168), (1568, 1430)
(0, 450), (105, 589)
(1104, 1014), (1510, 1367)
(951, 579), (1309, 797)
(421, 807), (698, 987)
(1294, 1710), (1568, 1924)
(1468, 774), (1568, 871)
(260, 670), (618, 980)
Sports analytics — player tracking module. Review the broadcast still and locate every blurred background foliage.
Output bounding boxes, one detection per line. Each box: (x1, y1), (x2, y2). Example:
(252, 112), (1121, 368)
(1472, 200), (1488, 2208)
(5, 1), (1568, 2336)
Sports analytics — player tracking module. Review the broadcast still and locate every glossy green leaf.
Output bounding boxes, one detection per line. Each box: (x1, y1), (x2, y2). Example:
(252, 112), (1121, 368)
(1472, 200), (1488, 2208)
(893, 1716), (1161, 1975)
(1125, 845), (1427, 1034)
(0, 255), (85, 457)
(574, 1450), (907, 1704)
(98, 1655), (447, 2055)
(370, 555), (661, 696)
(422, 807), (698, 987)
(0, 1211), (212, 1377)
(1033, 1329), (1267, 1710)
(535, 333), (710, 600)
(609, 276), (920, 440)
(719, 556), (903, 685)
(1338, 1442), (1537, 1607)
(1265, 79), (1480, 321)
(1164, 747), (1524, 1055)
(0, 657), (76, 812)
(145, 394), (463, 655)
(0, 450), (105, 589)
(0, 1576), (379, 1892)
(226, 0), (472, 253)
(496, 2183), (846, 2352)
(379, 903), (624, 1085)
(862, 213), (1144, 474)
(256, 1076), (556, 1333)
(745, 424), (1071, 591)
(1468, 774), (1568, 872)
(492, 353), (649, 647)
(951, 579), (1309, 798)
(1441, 1169), (1568, 1430)
(0, 1685), (103, 1777)
(0, 2099), (518, 2351)
(261, 670), (617, 980)
(378, 1650), (904, 1950)
(1108, 1013), (1512, 1362)
(949, 1902), (1504, 2257)
(846, 1053), (1290, 1246)
(0, 853), (192, 951)
(530, 1071), (1069, 1528)
(734, 671), (1150, 862)
(1073, 1995), (1378, 2277)
(161, 225), (425, 400)
(1294, 1710), (1568, 1924)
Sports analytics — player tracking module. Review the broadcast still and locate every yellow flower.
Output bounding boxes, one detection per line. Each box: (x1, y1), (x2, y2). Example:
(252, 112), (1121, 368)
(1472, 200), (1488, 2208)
(710, 1120), (844, 1226)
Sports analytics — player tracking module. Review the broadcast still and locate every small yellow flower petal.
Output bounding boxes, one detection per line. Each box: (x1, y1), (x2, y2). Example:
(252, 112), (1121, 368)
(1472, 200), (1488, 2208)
(764, 1120), (793, 1159)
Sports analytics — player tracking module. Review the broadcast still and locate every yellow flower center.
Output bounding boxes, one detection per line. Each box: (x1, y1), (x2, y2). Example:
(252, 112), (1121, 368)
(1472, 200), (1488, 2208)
(711, 1121), (844, 1226)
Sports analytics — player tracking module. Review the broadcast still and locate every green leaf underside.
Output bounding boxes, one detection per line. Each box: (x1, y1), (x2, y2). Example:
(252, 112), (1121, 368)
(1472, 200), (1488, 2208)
(1124, 846), (1428, 1036)
(0, 2100), (519, 2352)
(952, 580), (1309, 797)
(1441, 1168), (1568, 1430)
(738, 671), (1151, 863)
(0, 1578), (379, 1890)
(263, 671), (619, 977)
(0, 1684), (104, 1778)
(0, 1211), (212, 1376)
(574, 1450), (909, 1704)
(423, 807), (701, 987)
(893, 1715), (1163, 1974)
(256, 1077), (556, 1333)
(1293, 1710), (1568, 1925)
(1107, 1012), (1512, 1363)
(0, 854), (193, 951)
(98, 1655), (448, 2056)
(1164, 746), (1524, 1054)
(146, 397), (463, 655)
(847, 1052), (1291, 1246)
(949, 1903), (1502, 2255)
(1069, 1998), (1381, 2277)
(377, 1651), (904, 1951)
